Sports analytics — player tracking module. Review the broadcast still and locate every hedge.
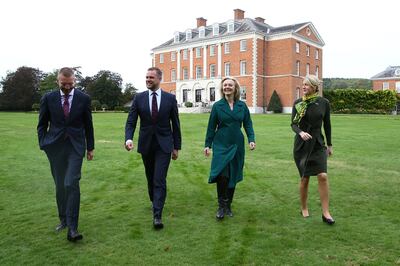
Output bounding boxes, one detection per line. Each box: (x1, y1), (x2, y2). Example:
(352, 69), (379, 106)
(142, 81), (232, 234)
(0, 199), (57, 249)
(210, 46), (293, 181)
(323, 89), (397, 114)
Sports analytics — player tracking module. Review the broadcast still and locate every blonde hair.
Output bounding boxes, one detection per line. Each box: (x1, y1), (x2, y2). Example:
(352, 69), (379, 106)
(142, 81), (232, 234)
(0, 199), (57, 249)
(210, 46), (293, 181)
(220, 77), (241, 101)
(303, 75), (321, 92)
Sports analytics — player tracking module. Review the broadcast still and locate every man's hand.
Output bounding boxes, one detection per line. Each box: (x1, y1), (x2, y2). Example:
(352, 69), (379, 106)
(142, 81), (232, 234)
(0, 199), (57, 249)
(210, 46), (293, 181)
(204, 147), (211, 157)
(125, 140), (134, 151)
(87, 150), (94, 161)
(172, 149), (179, 160)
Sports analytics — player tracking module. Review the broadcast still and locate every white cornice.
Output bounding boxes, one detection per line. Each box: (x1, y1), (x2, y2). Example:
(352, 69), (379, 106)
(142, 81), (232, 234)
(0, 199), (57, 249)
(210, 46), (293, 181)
(371, 77), (400, 81)
(295, 22), (325, 46)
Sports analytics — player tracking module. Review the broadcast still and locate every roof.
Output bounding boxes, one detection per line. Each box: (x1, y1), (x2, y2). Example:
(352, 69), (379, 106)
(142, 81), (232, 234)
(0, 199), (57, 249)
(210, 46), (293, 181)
(371, 66), (400, 79)
(152, 18), (320, 50)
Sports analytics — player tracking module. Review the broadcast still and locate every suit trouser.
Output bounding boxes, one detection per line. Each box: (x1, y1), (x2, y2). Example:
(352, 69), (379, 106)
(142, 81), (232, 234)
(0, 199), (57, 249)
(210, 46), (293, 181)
(45, 138), (83, 230)
(141, 139), (171, 219)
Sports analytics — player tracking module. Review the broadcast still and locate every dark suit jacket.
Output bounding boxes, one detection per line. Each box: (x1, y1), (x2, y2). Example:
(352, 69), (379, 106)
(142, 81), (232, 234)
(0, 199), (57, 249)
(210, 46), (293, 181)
(125, 90), (181, 155)
(37, 89), (95, 157)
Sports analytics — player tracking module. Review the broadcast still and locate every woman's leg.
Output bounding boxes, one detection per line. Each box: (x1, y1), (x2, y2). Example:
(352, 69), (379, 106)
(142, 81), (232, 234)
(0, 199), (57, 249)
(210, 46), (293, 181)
(216, 176), (228, 220)
(317, 173), (332, 219)
(300, 176), (310, 217)
(226, 186), (235, 217)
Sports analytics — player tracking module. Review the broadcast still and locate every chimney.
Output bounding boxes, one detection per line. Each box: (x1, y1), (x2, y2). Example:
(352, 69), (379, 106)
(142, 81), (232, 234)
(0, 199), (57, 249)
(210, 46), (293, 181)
(234, 9), (245, 20)
(255, 17), (265, 24)
(197, 17), (207, 28)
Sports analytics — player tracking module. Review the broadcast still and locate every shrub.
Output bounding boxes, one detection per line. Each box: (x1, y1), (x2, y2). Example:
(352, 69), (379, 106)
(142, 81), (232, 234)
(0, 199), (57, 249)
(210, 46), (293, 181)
(32, 103), (40, 111)
(184, 102), (193, 107)
(267, 90), (283, 113)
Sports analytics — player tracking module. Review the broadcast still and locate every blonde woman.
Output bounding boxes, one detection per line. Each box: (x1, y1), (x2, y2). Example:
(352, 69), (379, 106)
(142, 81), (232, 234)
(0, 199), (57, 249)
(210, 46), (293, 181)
(204, 77), (255, 220)
(291, 75), (335, 225)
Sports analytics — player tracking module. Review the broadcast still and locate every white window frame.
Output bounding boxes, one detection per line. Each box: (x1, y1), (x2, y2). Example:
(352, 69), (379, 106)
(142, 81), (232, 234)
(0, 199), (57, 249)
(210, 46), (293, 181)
(315, 49), (319, 60)
(195, 47), (201, 58)
(210, 45), (215, 56)
(240, 40), (247, 52)
(171, 69), (176, 81)
(382, 82), (389, 90)
(212, 23), (219, 36)
(209, 64), (216, 78)
(159, 54), (164, 64)
(296, 61), (300, 76)
(227, 20), (234, 33)
(240, 60), (247, 75)
(183, 49), (188, 60)
(240, 86), (246, 100)
(196, 66), (202, 79)
(183, 68), (188, 80)
(306, 63), (310, 75)
(396, 81), (400, 93)
(306, 46), (310, 57)
(199, 26), (205, 38)
(296, 42), (300, 53)
(186, 29), (192, 41)
(224, 42), (230, 54)
(224, 62), (231, 76)
(316, 66), (319, 77)
(171, 52), (176, 61)
(174, 32), (180, 43)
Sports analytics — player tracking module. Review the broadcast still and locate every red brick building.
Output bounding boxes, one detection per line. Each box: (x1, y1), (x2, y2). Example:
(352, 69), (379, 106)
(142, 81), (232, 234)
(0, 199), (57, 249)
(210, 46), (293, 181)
(151, 9), (325, 113)
(371, 66), (400, 94)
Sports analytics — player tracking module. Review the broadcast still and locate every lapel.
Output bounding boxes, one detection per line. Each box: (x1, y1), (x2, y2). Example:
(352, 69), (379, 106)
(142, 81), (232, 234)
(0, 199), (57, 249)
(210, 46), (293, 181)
(158, 90), (165, 114)
(219, 99), (243, 121)
(142, 91), (151, 120)
(54, 91), (66, 120)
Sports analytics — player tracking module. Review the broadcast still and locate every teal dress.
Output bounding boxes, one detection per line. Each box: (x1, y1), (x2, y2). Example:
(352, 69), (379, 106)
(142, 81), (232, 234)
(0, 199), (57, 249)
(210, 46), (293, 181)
(205, 99), (255, 188)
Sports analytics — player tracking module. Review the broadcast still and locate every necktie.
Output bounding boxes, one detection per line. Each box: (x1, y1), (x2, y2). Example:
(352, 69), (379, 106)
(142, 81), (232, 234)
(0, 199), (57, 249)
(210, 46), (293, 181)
(151, 92), (158, 122)
(63, 94), (70, 118)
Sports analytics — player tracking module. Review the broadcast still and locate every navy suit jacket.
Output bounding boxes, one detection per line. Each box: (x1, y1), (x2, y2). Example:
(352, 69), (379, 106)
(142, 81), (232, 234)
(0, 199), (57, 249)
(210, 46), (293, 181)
(125, 90), (181, 155)
(37, 89), (94, 157)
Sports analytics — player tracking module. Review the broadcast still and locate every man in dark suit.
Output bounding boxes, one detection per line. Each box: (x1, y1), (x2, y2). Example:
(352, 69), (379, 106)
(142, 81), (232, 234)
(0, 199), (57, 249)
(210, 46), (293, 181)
(125, 67), (181, 229)
(37, 67), (94, 242)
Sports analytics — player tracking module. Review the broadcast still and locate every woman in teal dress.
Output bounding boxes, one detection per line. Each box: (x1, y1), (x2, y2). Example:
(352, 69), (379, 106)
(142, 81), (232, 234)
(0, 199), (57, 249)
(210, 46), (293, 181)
(291, 75), (335, 225)
(204, 77), (255, 220)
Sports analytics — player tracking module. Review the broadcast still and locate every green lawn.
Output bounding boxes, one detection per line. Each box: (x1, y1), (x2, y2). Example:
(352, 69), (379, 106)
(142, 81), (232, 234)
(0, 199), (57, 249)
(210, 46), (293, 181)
(0, 112), (399, 265)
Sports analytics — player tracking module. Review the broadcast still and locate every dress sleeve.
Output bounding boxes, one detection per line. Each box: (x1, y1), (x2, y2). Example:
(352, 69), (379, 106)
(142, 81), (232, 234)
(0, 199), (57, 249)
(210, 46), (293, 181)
(323, 100), (332, 146)
(204, 105), (218, 148)
(291, 102), (302, 134)
(243, 105), (255, 143)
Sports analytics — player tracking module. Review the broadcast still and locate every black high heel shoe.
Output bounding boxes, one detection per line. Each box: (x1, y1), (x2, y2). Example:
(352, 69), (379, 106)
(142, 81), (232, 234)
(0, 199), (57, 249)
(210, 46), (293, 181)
(322, 215), (335, 225)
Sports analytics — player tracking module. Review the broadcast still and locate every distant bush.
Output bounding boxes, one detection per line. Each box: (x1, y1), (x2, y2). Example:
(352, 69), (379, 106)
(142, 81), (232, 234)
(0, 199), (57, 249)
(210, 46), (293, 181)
(323, 89), (397, 114)
(32, 103), (40, 111)
(184, 102), (193, 107)
(267, 90), (283, 113)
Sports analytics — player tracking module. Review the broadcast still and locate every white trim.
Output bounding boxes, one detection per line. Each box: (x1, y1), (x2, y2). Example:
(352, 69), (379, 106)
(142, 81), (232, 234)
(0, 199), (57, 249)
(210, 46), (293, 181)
(252, 34), (258, 108)
(189, 48), (193, 79)
(267, 33), (324, 48)
(294, 22), (325, 46)
(256, 74), (305, 78)
(371, 77), (400, 81)
(203, 45), (207, 78)
(177, 49), (181, 81)
(217, 43), (222, 77)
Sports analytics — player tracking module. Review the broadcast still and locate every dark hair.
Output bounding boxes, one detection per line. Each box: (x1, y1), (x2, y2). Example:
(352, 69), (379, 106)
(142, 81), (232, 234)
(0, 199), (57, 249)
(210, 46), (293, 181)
(147, 67), (162, 79)
(58, 67), (75, 77)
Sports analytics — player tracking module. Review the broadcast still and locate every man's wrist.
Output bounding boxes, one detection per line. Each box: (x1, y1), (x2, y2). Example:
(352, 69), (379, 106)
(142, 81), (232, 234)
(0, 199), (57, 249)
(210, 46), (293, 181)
(125, 139), (133, 146)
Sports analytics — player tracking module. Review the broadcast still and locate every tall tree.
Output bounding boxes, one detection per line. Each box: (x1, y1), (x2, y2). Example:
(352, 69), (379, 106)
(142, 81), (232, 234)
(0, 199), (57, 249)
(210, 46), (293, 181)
(86, 70), (123, 109)
(0, 66), (43, 111)
(39, 70), (58, 96)
(121, 83), (138, 104)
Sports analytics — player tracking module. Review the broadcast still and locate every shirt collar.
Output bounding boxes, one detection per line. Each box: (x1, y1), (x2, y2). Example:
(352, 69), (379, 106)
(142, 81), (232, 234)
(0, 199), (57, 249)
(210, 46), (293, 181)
(148, 88), (161, 96)
(60, 88), (75, 97)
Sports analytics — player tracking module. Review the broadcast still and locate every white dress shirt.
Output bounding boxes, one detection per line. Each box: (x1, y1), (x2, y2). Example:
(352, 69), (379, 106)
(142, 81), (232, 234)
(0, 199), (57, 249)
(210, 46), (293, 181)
(148, 88), (161, 112)
(60, 88), (75, 112)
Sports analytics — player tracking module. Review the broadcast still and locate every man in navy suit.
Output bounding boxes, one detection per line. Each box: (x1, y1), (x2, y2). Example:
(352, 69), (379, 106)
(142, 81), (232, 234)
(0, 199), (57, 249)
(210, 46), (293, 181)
(37, 67), (94, 242)
(125, 67), (181, 229)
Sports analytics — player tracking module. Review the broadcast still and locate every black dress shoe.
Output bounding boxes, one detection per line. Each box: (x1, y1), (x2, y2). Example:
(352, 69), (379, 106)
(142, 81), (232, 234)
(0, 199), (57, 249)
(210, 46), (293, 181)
(322, 215), (335, 225)
(67, 229), (83, 242)
(153, 218), (164, 230)
(55, 222), (67, 232)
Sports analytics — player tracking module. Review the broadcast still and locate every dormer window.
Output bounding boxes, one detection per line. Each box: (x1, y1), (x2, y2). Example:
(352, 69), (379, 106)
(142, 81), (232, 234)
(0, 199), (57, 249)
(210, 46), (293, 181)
(227, 20), (234, 33)
(174, 32), (180, 43)
(199, 26), (205, 38)
(186, 29), (192, 41)
(212, 23), (219, 36)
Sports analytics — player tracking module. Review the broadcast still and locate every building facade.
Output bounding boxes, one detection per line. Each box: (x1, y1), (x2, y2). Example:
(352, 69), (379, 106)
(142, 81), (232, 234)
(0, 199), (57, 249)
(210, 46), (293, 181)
(151, 9), (325, 113)
(371, 66), (400, 94)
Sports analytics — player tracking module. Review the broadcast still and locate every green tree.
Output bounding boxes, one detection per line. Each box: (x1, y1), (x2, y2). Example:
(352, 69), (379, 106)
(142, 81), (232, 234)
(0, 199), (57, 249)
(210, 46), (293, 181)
(91, 100), (101, 111)
(86, 70), (123, 110)
(39, 70), (58, 96)
(0, 66), (43, 111)
(121, 83), (138, 104)
(267, 90), (283, 113)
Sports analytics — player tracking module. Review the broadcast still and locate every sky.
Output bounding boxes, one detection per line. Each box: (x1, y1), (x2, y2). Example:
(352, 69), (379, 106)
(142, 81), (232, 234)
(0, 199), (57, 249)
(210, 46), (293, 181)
(0, 0), (399, 90)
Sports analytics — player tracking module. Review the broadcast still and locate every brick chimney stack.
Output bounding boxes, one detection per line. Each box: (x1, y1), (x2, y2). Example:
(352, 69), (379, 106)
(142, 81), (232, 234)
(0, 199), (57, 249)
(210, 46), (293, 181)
(234, 9), (245, 20)
(197, 17), (207, 27)
(255, 17), (265, 23)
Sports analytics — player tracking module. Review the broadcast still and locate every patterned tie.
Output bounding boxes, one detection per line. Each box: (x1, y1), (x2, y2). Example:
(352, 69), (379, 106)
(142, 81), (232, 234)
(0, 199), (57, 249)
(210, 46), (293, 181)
(63, 94), (70, 118)
(151, 92), (158, 122)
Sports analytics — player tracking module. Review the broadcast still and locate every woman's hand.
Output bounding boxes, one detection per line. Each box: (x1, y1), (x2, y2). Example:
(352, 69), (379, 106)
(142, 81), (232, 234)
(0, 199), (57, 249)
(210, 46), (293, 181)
(204, 147), (211, 157)
(299, 131), (312, 141)
(249, 142), (256, 150)
(327, 146), (333, 156)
